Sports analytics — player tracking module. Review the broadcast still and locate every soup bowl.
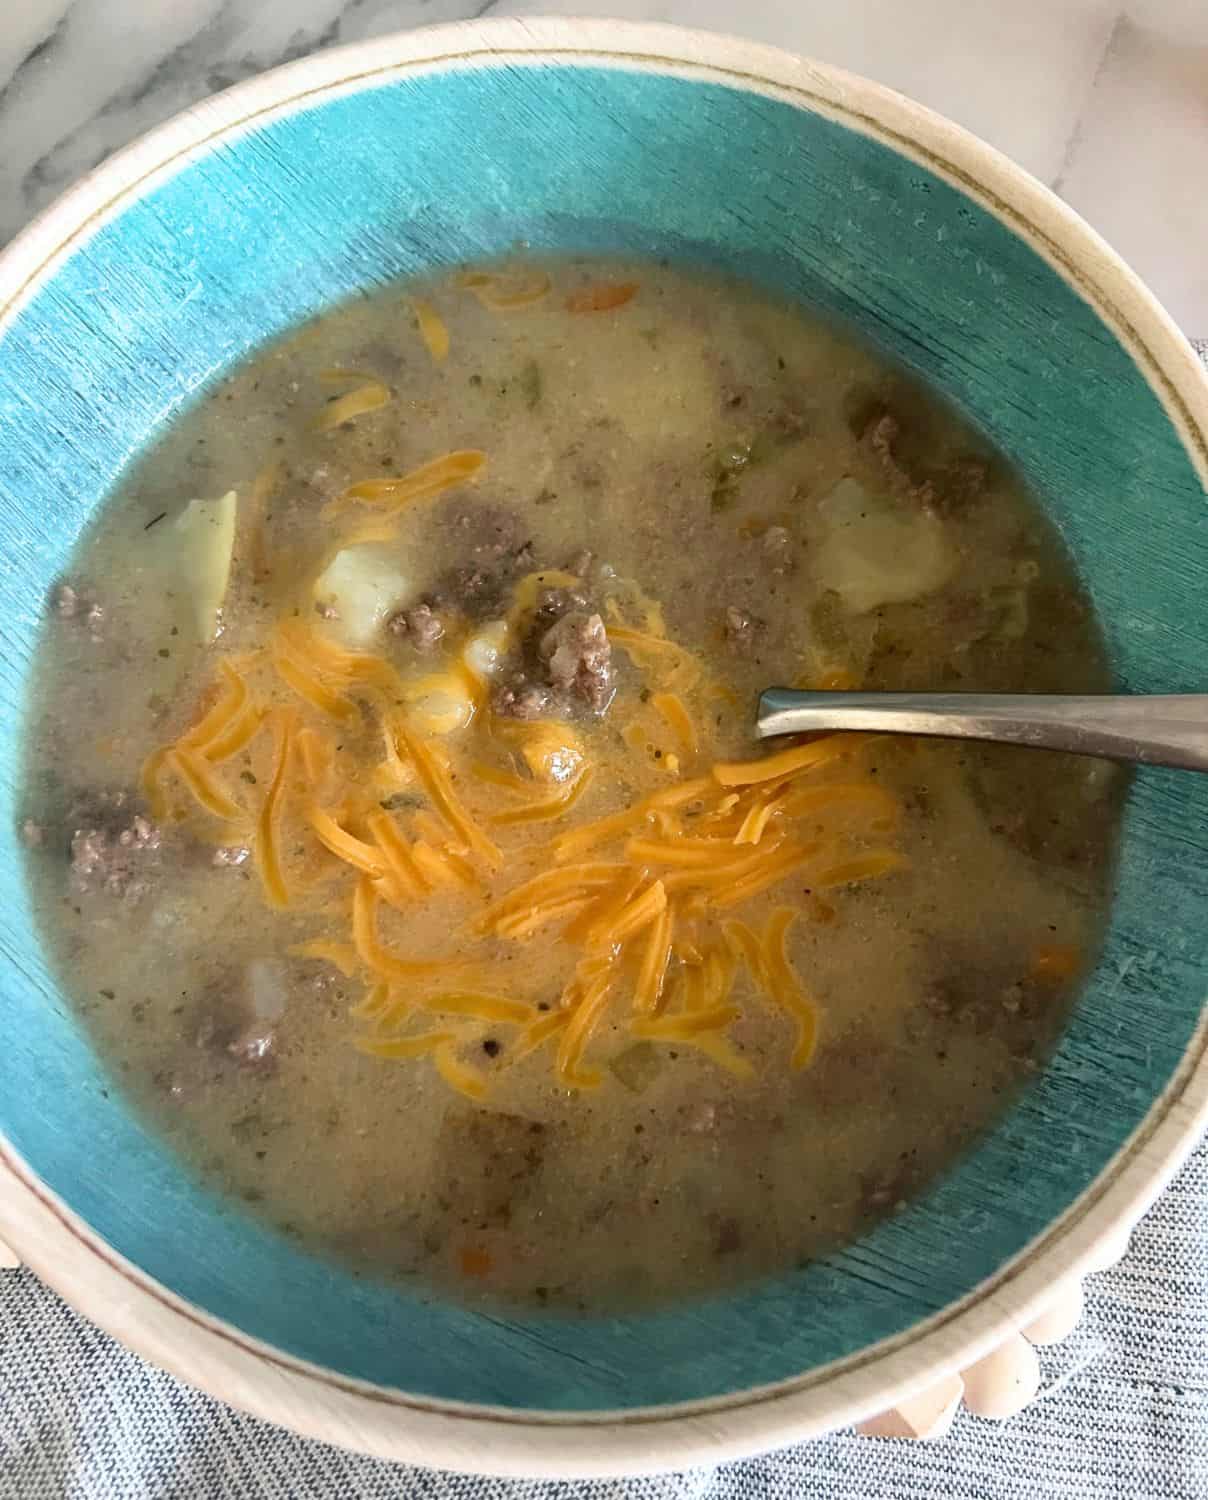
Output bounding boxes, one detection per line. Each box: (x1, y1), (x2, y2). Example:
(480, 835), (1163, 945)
(1, 17), (1207, 1478)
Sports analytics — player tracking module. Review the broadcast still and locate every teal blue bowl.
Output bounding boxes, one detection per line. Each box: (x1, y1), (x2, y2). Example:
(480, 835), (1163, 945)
(2, 20), (1207, 1475)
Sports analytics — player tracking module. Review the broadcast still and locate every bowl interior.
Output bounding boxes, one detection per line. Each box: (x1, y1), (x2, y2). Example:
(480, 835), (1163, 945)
(2, 55), (1206, 1412)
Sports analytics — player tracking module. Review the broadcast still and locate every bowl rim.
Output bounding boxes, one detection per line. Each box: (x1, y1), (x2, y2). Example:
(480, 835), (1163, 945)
(2, 14), (1207, 1479)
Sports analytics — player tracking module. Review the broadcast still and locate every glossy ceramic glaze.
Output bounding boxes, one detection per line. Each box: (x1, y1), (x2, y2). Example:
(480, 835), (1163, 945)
(1, 18), (1206, 1477)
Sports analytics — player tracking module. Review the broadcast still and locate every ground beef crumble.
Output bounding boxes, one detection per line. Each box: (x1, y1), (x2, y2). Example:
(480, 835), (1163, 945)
(70, 813), (161, 898)
(490, 558), (615, 718)
(53, 581), (105, 640)
(539, 611), (613, 712)
(212, 845), (251, 868)
(195, 1006), (278, 1074)
(861, 409), (989, 516)
(761, 524), (794, 575)
(435, 521), (535, 617)
(534, 585), (591, 626)
(724, 605), (761, 654)
(491, 680), (553, 721)
(387, 601), (445, 651)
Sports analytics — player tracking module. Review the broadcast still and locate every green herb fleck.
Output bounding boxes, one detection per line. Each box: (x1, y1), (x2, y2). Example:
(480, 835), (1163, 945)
(230, 1111), (265, 1143)
(709, 439), (754, 512)
(380, 791), (420, 812)
(519, 359), (543, 409)
(609, 1041), (663, 1094)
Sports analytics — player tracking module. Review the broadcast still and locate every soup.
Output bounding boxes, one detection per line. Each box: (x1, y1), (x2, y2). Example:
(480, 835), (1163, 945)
(20, 259), (1123, 1312)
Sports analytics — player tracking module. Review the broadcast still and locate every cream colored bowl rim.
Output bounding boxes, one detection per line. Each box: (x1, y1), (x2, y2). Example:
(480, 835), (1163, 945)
(2, 16), (1207, 1479)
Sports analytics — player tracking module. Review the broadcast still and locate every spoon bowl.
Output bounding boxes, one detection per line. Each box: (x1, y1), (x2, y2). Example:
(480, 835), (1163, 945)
(756, 690), (1208, 773)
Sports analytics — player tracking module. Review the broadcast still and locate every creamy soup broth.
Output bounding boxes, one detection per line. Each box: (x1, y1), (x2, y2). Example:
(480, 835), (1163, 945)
(20, 258), (1123, 1311)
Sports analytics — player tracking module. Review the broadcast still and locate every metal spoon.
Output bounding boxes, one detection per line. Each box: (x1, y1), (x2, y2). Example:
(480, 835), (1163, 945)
(755, 690), (1208, 773)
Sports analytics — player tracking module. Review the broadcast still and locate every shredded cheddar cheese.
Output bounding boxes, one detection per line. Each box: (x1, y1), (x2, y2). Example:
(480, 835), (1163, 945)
(270, 625), (358, 721)
(410, 297), (450, 362)
(504, 570), (581, 632)
(634, 1004), (738, 1039)
(350, 876), (472, 981)
(290, 939), (360, 977)
(366, 811), (427, 898)
(488, 769), (592, 826)
(761, 909), (820, 1068)
(245, 462), (282, 582)
(393, 722), (501, 868)
(608, 623), (702, 691)
(312, 380), (391, 433)
(494, 894), (594, 941)
(407, 840), (466, 892)
(252, 708), (297, 908)
(307, 806), (388, 879)
(713, 734), (868, 788)
(476, 863), (626, 933)
(510, 1009), (571, 1061)
(470, 760), (537, 794)
(782, 781), (899, 826)
(357, 1030), (456, 1060)
(811, 850), (906, 890)
(202, 705), (264, 765)
(600, 878), (667, 948)
(295, 727), (335, 787)
(456, 268), (552, 311)
(165, 747), (242, 821)
(421, 992), (536, 1025)
(140, 748), (172, 822)
(368, 991), (416, 1034)
(350, 980), (392, 1019)
(651, 692), (698, 756)
(561, 867), (646, 947)
(679, 1034), (755, 1077)
(138, 524), (907, 1102)
(556, 966), (616, 1088)
(633, 905), (674, 1013)
(180, 661), (249, 752)
(434, 1043), (488, 1100)
(710, 843), (821, 909)
(326, 450), (485, 520)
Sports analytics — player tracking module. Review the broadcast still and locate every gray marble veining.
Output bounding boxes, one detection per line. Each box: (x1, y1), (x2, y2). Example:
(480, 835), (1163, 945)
(0, 1), (1205, 320)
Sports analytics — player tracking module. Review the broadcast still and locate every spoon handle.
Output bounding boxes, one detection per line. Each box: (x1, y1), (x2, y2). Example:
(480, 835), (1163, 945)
(755, 690), (1208, 773)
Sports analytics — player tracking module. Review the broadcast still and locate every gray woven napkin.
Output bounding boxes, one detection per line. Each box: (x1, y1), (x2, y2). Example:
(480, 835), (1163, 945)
(4, 347), (1207, 1500)
(3, 1139), (1205, 1499)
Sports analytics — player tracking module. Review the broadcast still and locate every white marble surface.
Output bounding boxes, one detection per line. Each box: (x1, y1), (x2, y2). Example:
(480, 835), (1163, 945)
(1, 0), (1206, 330)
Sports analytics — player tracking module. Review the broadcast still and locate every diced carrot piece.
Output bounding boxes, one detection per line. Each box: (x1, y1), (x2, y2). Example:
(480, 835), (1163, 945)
(1031, 944), (1081, 983)
(459, 1246), (493, 1277)
(566, 281), (638, 313)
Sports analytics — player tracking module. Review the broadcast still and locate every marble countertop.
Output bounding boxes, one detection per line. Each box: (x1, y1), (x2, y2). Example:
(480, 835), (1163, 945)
(1, 0), (1207, 332)
(1, 4), (1207, 1487)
